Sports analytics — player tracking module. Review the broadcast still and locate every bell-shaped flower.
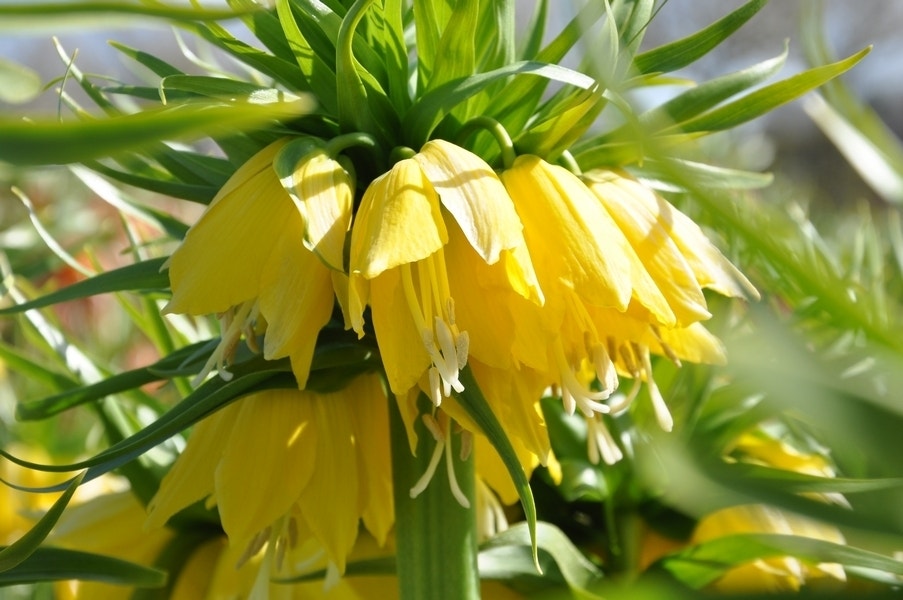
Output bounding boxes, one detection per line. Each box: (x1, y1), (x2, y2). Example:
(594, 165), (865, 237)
(348, 139), (541, 403)
(145, 373), (393, 574)
(165, 138), (353, 388)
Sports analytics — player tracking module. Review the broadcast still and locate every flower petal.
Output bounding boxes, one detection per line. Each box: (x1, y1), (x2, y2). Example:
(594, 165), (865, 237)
(215, 390), (317, 548)
(291, 152), (354, 272)
(350, 158), (448, 280)
(145, 404), (237, 530)
(296, 391), (359, 572)
(587, 172), (711, 326)
(370, 267), (431, 395)
(258, 235), (335, 388)
(415, 139), (525, 264)
(165, 139), (292, 315)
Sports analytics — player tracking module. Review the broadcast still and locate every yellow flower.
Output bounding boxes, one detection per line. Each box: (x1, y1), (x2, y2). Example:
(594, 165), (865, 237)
(498, 157), (756, 462)
(146, 373), (393, 574)
(165, 138), (353, 388)
(349, 139), (541, 403)
(690, 434), (847, 593)
(0, 444), (62, 545)
(52, 489), (174, 600)
(691, 504), (846, 593)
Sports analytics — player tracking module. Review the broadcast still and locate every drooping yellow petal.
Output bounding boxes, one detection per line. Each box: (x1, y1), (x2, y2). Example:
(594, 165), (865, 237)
(165, 139), (292, 315)
(296, 391), (359, 572)
(291, 151), (354, 272)
(370, 267), (431, 395)
(347, 374), (394, 546)
(257, 231), (335, 388)
(587, 171), (711, 326)
(215, 390), (317, 549)
(503, 156), (674, 324)
(415, 139), (526, 265)
(145, 405), (237, 530)
(350, 158), (448, 280)
(170, 537), (222, 600)
(656, 321), (726, 365)
(622, 175), (760, 300)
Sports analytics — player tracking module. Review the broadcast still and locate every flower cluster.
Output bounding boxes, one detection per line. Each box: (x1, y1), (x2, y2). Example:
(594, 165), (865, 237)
(156, 132), (757, 571)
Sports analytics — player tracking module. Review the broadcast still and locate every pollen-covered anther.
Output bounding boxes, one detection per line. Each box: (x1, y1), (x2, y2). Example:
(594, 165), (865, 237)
(555, 345), (612, 418)
(592, 344), (620, 395)
(422, 317), (466, 401)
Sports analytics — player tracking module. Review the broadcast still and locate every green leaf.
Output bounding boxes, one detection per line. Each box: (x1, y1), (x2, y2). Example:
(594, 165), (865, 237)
(0, 547), (166, 588)
(159, 75), (304, 105)
(0, 101), (312, 166)
(0, 58), (41, 104)
(629, 158), (773, 191)
(0, 365), (295, 489)
(0, 342), (78, 393)
(633, 0), (768, 74)
(0, 472), (85, 573)
(15, 342), (211, 421)
(479, 522), (605, 599)
(109, 41), (185, 78)
(455, 367), (539, 569)
(406, 61), (595, 147)
(0, 258), (168, 316)
(639, 48), (788, 130)
(0, 2), (260, 22)
(678, 47), (870, 134)
(275, 0), (339, 112)
(660, 533), (903, 589)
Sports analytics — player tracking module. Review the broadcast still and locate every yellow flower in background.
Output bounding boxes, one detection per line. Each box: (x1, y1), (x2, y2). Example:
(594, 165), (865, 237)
(690, 433), (847, 593)
(692, 504), (846, 593)
(349, 139), (541, 403)
(0, 444), (61, 545)
(145, 373), (393, 574)
(165, 138), (353, 388)
(52, 489), (174, 600)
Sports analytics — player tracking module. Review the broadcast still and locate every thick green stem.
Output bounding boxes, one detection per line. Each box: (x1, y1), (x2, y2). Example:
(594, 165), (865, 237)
(390, 394), (480, 600)
(458, 116), (517, 169)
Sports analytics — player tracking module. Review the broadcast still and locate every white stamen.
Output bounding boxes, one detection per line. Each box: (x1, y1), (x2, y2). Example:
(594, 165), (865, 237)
(445, 432), (471, 508)
(587, 416), (624, 465)
(428, 367), (443, 407)
(410, 439), (445, 498)
(641, 348), (673, 432)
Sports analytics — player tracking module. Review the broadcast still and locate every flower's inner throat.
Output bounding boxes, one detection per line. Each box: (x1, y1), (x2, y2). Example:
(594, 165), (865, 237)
(400, 250), (469, 406)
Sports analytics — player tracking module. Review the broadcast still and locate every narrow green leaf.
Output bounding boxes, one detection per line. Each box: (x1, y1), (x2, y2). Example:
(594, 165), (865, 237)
(0, 366), (295, 489)
(0, 101), (312, 166)
(479, 522), (605, 599)
(429, 0), (478, 93)
(456, 367), (539, 569)
(0, 258), (168, 316)
(0, 547), (166, 588)
(0, 342), (78, 393)
(159, 75), (304, 104)
(0, 2), (259, 22)
(630, 158), (774, 191)
(109, 41), (185, 78)
(633, 0), (768, 74)
(406, 61), (595, 146)
(0, 472), (85, 572)
(679, 47), (870, 134)
(85, 161), (219, 204)
(15, 342), (211, 421)
(639, 48), (788, 130)
(275, 0), (339, 112)
(661, 533), (903, 589)
(518, 0), (548, 61)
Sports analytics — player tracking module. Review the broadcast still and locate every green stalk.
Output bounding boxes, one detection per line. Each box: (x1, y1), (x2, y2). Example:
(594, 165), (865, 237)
(390, 393), (480, 600)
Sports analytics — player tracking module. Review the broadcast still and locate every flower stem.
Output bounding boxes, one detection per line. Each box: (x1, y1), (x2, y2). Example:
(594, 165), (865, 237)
(390, 393), (480, 600)
(458, 116), (516, 169)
